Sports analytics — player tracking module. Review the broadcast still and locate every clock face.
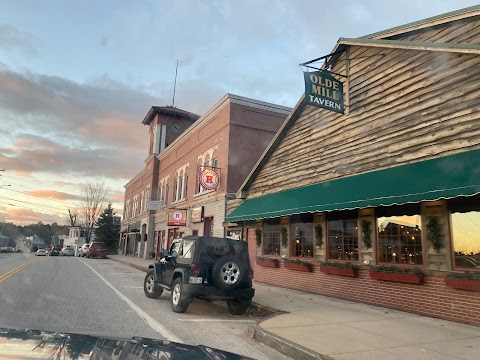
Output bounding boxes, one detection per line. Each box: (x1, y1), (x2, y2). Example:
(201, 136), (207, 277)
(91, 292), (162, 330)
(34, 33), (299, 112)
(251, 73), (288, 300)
(170, 122), (181, 133)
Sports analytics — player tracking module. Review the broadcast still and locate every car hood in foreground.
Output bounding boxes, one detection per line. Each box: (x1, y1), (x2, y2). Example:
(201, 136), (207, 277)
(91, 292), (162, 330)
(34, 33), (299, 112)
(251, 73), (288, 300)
(0, 327), (253, 359)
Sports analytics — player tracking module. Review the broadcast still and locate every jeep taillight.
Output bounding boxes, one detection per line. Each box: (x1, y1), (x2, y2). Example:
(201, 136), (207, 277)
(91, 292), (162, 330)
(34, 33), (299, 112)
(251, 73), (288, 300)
(249, 269), (254, 279)
(190, 264), (201, 277)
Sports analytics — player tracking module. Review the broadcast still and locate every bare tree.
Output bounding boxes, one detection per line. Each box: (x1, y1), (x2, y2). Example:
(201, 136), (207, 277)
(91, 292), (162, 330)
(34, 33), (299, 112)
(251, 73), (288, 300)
(68, 208), (78, 226)
(79, 181), (111, 243)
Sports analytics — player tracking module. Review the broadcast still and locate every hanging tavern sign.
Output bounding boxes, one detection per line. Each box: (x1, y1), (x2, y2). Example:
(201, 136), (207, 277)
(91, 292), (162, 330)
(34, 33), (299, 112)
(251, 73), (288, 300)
(199, 168), (220, 190)
(304, 71), (344, 113)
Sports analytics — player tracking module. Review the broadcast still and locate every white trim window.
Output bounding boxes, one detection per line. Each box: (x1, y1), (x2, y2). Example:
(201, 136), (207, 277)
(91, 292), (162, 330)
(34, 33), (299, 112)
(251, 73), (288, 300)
(124, 200), (131, 220)
(159, 176), (169, 208)
(132, 195), (139, 218)
(173, 163), (189, 202)
(143, 185), (150, 212)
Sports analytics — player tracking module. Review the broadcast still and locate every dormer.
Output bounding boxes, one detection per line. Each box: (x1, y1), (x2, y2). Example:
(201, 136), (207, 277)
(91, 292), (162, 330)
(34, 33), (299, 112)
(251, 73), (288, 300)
(142, 106), (200, 157)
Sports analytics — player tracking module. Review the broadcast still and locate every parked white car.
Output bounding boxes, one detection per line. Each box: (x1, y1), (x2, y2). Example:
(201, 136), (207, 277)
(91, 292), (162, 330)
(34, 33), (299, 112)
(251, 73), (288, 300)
(36, 249), (46, 256)
(62, 247), (75, 256)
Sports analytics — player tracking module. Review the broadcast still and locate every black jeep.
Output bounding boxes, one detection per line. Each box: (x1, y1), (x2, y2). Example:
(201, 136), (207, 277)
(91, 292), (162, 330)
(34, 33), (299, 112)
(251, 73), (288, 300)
(143, 236), (255, 315)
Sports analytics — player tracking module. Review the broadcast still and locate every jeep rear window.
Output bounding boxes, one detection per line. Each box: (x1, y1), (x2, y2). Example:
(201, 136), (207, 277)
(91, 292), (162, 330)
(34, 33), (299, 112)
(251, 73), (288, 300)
(181, 240), (194, 259)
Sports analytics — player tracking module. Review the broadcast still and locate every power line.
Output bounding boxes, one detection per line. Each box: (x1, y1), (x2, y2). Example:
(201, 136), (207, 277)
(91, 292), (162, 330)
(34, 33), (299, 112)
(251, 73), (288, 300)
(464, 213), (480, 231)
(1, 187), (78, 207)
(1, 174), (84, 196)
(0, 196), (65, 214)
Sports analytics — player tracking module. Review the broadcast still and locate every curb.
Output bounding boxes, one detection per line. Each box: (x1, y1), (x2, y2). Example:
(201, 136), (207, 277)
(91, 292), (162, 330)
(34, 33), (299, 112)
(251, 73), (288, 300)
(247, 324), (332, 360)
(110, 256), (149, 272)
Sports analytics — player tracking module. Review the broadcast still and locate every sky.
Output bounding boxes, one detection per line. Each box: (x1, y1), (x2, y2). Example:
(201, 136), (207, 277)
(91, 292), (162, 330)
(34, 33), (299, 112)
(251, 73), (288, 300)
(0, 0), (479, 226)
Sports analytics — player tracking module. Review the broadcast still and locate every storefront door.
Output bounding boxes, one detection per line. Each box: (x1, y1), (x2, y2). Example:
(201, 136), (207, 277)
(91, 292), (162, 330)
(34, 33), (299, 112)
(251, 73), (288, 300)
(204, 217), (213, 236)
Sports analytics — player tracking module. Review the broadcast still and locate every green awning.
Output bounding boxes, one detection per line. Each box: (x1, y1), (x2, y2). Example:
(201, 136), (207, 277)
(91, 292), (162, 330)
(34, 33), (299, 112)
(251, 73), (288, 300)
(226, 148), (480, 222)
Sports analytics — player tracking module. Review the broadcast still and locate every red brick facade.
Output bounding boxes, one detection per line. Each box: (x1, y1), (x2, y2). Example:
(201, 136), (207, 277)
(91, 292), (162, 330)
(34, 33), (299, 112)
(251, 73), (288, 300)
(247, 228), (480, 327)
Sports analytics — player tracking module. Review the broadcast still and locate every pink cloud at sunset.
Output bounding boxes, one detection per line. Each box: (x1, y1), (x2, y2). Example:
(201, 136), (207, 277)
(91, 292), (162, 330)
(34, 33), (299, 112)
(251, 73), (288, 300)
(26, 189), (82, 201)
(0, 206), (65, 226)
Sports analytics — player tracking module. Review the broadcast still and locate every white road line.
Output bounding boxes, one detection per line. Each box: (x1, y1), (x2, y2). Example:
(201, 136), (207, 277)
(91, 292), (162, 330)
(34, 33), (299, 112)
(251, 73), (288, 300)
(79, 259), (182, 343)
(177, 319), (256, 322)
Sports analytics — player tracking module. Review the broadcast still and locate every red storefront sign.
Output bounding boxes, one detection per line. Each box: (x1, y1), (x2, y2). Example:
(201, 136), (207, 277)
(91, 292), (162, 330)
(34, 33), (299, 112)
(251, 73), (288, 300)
(199, 168), (220, 190)
(167, 209), (187, 226)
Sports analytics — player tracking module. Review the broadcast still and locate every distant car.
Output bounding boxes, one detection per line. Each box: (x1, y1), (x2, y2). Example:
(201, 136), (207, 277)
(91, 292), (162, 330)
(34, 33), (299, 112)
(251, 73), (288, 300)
(49, 247), (61, 256)
(45, 248), (51, 256)
(87, 242), (108, 259)
(36, 249), (46, 256)
(79, 244), (90, 257)
(0, 246), (8, 253)
(62, 247), (75, 256)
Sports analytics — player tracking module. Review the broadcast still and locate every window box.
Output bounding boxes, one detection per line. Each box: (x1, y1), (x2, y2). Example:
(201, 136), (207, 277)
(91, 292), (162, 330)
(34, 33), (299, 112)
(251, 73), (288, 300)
(256, 257), (280, 268)
(284, 260), (313, 272)
(369, 265), (424, 284)
(320, 262), (359, 277)
(445, 272), (480, 291)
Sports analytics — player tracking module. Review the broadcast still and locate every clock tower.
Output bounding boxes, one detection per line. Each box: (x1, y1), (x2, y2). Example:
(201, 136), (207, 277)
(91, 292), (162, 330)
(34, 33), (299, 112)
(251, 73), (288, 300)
(142, 106), (200, 157)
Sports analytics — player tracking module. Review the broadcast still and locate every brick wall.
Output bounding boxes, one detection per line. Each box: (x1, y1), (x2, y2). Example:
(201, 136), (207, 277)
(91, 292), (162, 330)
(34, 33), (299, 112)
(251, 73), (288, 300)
(253, 262), (480, 327)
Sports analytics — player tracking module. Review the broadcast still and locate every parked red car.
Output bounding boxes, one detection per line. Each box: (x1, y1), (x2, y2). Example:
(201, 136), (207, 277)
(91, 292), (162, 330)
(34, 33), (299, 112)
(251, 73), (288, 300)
(87, 242), (108, 259)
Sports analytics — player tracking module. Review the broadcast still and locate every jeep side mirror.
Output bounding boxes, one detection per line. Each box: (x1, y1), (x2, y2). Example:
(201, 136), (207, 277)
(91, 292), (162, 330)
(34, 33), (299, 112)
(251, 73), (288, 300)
(163, 249), (169, 257)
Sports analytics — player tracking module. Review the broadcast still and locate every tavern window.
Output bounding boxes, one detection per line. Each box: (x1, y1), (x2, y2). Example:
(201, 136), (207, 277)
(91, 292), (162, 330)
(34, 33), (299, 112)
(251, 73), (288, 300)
(449, 197), (480, 269)
(263, 219), (281, 256)
(327, 211), (359, 261)
(376, 204), (423, 265)
(291, 214), (314, 258)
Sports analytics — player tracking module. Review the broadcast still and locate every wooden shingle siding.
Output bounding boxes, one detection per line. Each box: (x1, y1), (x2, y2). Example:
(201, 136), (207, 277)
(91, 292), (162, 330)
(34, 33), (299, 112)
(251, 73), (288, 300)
(246, 17), (480, 198)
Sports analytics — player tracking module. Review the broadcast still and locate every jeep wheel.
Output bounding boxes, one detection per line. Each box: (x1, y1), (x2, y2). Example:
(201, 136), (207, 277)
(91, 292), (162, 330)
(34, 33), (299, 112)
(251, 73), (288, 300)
(212, 255), (247, 291)
(227, 298), (251, 315)
(144, 271), (163, 299)
(171, 278), (190, 313)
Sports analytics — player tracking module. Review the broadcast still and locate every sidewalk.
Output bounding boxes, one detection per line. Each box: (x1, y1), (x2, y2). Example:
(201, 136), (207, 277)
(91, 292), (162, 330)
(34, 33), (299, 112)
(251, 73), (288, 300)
(109, 255), (480, 360)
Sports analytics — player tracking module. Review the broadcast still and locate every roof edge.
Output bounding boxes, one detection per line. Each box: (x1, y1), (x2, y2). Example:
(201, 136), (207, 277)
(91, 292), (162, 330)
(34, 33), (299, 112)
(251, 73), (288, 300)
(361, 5), (480, 40)
(157, 94), (292, 162)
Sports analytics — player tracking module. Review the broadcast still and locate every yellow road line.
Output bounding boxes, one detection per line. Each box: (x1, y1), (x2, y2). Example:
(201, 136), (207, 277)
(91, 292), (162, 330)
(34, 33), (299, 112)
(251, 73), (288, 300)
(0, 260), (34, 283)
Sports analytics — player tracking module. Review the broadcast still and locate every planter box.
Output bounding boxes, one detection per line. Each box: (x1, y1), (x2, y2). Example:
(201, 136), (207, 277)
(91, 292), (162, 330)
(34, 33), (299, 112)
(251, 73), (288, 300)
(369, 271), (423, 284)
(256, 259), (279, 268)
(445, 277), (480, 291)
(321, 266), (359, 277)
(284, 262), (313, 272)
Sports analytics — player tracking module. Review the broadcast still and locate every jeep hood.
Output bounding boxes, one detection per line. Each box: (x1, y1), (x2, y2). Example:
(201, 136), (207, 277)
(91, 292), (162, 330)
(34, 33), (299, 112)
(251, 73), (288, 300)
(0, 326), (253, 359)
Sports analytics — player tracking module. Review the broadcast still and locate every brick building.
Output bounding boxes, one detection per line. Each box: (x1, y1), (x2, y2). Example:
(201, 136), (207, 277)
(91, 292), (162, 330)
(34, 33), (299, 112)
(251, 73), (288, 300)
(226, 6), (480, 326)
(120, 94), (290, 259)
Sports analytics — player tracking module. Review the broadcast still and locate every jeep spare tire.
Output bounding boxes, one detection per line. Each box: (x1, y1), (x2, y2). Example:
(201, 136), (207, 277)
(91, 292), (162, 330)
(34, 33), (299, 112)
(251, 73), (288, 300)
(212, 255), (247, 291)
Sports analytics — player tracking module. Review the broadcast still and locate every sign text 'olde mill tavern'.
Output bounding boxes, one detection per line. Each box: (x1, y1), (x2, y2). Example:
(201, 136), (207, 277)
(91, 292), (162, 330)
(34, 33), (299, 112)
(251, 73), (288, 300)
(304, 70), (344, 114)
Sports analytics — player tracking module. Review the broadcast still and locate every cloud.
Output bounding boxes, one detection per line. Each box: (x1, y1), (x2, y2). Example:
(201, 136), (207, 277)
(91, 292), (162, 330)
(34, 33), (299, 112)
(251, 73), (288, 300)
(0, 23), (37, 56)
(0, 68), (159, 180)
(26, 190), (82, 201)
(112, 191), (124, 202)
(0, 134), (144, 179)
(0, 206), (65, 226)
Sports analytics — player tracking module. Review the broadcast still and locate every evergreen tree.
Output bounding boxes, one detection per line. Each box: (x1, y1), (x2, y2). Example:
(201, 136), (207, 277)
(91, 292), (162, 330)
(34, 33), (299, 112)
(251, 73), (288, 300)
(95, 203), (119, 252)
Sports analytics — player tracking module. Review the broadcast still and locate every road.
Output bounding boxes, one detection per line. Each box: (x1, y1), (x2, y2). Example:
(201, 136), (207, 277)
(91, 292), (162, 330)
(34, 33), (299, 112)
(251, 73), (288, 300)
(0, 252), (290, 360)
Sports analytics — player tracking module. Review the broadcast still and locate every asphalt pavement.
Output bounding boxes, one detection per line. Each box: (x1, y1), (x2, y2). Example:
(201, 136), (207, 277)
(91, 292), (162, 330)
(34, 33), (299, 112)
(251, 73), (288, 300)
(0, 253), (290, 360)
